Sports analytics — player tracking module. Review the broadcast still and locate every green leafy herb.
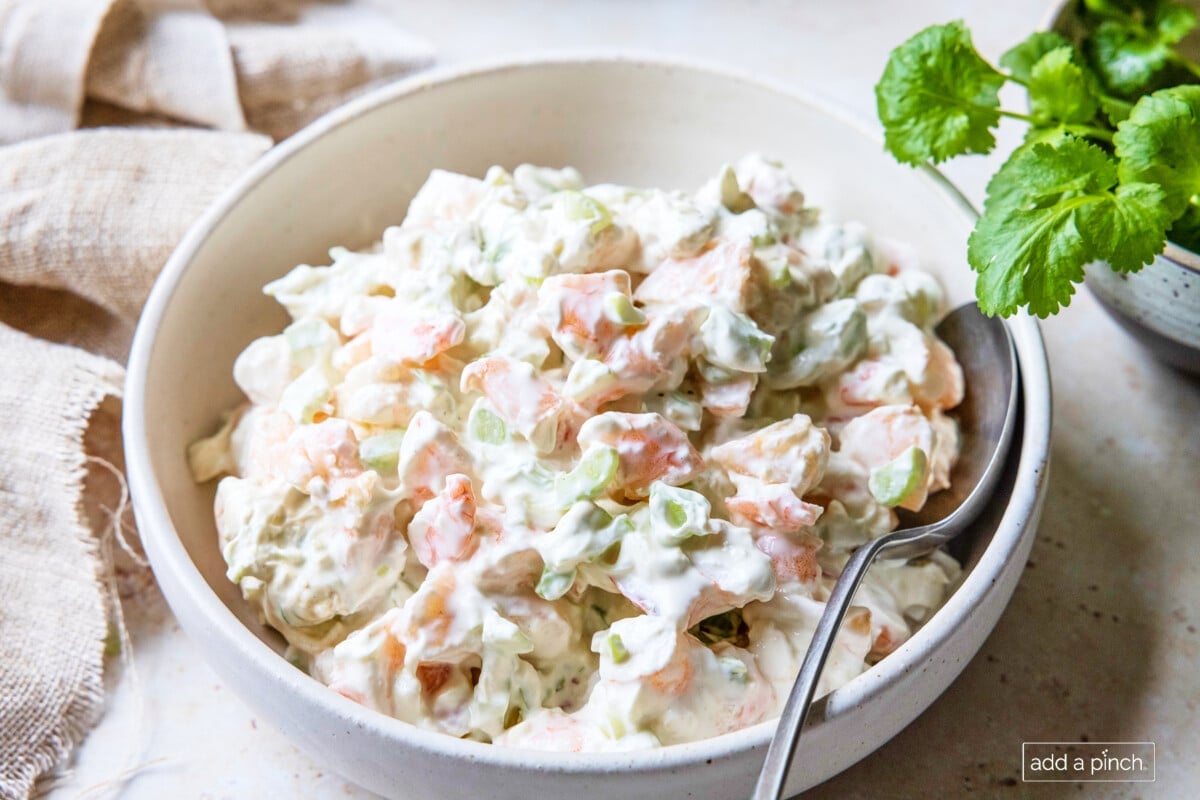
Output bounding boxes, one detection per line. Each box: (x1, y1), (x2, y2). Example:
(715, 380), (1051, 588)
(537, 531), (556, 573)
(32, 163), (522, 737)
(874, 21), (1006, 164)
(969, 138), (1168, 316)
(1086, 1), (1198, 95)
(1115, 85), (1200, 220)
(999, 31), (1072, 81)
(876, 11), (1200, 317)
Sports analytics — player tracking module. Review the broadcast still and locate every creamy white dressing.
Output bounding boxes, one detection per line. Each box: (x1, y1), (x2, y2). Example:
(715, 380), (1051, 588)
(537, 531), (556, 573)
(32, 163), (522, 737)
(189, 155), (966, 751)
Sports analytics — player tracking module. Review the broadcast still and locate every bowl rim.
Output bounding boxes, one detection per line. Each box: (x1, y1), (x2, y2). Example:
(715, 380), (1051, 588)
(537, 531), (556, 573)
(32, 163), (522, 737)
(123, 52), (1052, 774)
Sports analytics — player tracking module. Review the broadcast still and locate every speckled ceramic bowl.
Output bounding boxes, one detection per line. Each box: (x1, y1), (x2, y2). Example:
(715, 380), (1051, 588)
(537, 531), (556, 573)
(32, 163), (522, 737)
(1049, 1), (1200, 374)
(123, 57), (1052, 800)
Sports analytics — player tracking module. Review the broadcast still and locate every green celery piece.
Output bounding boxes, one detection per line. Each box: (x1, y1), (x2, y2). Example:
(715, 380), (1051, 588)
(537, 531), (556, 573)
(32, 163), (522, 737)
(536, 567), (575, 601)
(469, 404), (508, 445)
(868, 446), (929, 507)
(606, 633), (630, 664)
(359, 428), (406, 474)
(560, 191), (613, 236)
(555, 446), (619, 507)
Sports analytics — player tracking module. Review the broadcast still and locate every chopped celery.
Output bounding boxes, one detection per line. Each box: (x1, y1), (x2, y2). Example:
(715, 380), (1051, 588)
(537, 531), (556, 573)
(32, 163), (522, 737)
(606, 633), (630, 664)
(554, 445), (619, 507)
(359, 428), (406, 474)
(278, 367), (331, 424)
(560, 191), (613, 236)
(468, 403), (508, 445)
(536, 567), (575, 601)
(868, 446), (928, 507)
(648, 483), (712, 545)
(697, 305), (775, 373)
(603, 292), (647, 326)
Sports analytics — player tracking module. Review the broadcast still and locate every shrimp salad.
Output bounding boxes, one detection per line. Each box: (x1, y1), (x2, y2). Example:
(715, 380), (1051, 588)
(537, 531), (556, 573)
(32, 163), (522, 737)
(189, 155), (966, 751)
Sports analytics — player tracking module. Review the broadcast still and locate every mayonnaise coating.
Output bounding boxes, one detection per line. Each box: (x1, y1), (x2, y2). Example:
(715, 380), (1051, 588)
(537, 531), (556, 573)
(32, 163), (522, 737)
(189, 155), (965, 750)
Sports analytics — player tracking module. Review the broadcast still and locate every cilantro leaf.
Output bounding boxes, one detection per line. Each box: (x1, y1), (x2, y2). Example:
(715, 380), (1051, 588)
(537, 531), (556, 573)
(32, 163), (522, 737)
(968, 137), (1170, 317)
(999, 31), (1072, 81)
(1028, 46), (1103, 125)
(875, 21), (1006, 164)
(1086, 1), (1198, 95)
(1114, 85), (1200, 218)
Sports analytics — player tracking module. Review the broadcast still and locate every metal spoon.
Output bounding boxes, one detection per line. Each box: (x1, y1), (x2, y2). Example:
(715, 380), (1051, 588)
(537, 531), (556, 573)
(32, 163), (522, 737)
(753, 303), (1018, 800)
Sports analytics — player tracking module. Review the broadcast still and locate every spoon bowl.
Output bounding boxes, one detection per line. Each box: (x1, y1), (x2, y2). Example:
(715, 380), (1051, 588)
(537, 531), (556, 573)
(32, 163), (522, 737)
(754, 303), (1018, 799)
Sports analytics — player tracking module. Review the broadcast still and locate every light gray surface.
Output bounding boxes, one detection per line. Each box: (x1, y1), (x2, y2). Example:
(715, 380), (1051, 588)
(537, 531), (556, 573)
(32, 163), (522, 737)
(45, 2), (1200, 798)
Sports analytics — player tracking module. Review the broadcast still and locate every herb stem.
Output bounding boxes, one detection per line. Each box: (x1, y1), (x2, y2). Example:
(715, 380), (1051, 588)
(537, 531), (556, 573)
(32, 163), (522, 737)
(1168, 52), (1200, 82)
(1064, 124), (1114, 143)
(998, 108), (1039, 124)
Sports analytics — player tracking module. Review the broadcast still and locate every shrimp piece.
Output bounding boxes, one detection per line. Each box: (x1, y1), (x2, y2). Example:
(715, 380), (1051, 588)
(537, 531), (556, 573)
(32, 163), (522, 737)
(282, 418), (364, 504)
(407, 473), (478, 568)
(399, 564), (463, 660)
(914, 334), (965, 411)
(576, 412), (703, 499)
(460, 355), (568, 452)
(725, 480), (823, 532)
(709, 413), (831, 497)
(754, 530), (824, 588)
(372, 308), (466, 367)
(397, 411), (474, 507)
(634, 237), (754, 312)
(537, 270), (633, 361)
(228, 406), (295, 481)
(599, 306), (700, 401)
(696, 371), (757, 419)
(837, 404), (935, 511)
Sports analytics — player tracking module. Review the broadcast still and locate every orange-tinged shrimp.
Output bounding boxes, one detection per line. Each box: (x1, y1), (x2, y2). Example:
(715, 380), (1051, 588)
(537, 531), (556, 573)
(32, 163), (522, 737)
(837, 404), (934, 511)
(913, 335), (964, 412)
(634, 237), (754, 312)
(460, 355), (566, 450)
(407, 473), (479, 568)
(754, 530), (824, 587)
(576, 412), (703, 499)
(697, 371), (757, 419)
(283, 418), (364, 503)
(402, 565), (458, 651)
(537, 270), (633, 360)
(398, 411), (474, 507)
(709, 414), (830, 497)
(599, 307), (697, 401)
(372, 309), (465, 367)
(725, 481), (822, 531)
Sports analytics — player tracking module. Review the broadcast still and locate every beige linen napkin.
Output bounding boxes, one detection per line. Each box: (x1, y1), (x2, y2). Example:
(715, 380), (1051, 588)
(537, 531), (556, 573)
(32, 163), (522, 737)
(0, 3), (432, 797)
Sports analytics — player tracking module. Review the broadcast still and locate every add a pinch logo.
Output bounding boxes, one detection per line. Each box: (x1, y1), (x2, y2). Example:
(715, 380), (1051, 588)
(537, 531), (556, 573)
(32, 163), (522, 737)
(1022, 742), (1156, 783)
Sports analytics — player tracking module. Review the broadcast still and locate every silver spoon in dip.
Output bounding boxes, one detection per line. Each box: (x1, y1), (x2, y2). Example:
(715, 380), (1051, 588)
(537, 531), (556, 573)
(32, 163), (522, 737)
(753, 302), (1018, 800)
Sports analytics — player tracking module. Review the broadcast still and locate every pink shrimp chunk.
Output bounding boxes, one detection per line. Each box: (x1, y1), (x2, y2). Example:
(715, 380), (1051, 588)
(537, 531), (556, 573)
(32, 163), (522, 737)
(398, 411), (473, 507)
(537, 270), (632, 360)
(283, 418), (364, 502)
(372, 309), (465, 367)
(837, 404), (934, 511)
(754, 531), (824, 587)
(634, 238), (754, 312)
(460, 355), (567, 449)
(725, 481), (822, 532)
(576, 412), (703, 499)
(408, 473), (479, 568)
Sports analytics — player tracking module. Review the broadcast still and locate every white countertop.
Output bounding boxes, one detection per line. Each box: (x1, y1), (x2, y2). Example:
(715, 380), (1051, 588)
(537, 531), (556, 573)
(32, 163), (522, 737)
(43, 2), (1200, 798)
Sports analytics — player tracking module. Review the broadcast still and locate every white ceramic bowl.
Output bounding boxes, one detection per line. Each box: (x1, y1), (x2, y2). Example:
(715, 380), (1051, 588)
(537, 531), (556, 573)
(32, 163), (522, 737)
(124, 56), (1052, 799)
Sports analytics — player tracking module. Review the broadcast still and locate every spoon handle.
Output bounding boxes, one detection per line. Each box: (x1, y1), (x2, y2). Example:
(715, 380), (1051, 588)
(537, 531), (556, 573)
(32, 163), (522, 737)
(752, 534), (892, 800)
